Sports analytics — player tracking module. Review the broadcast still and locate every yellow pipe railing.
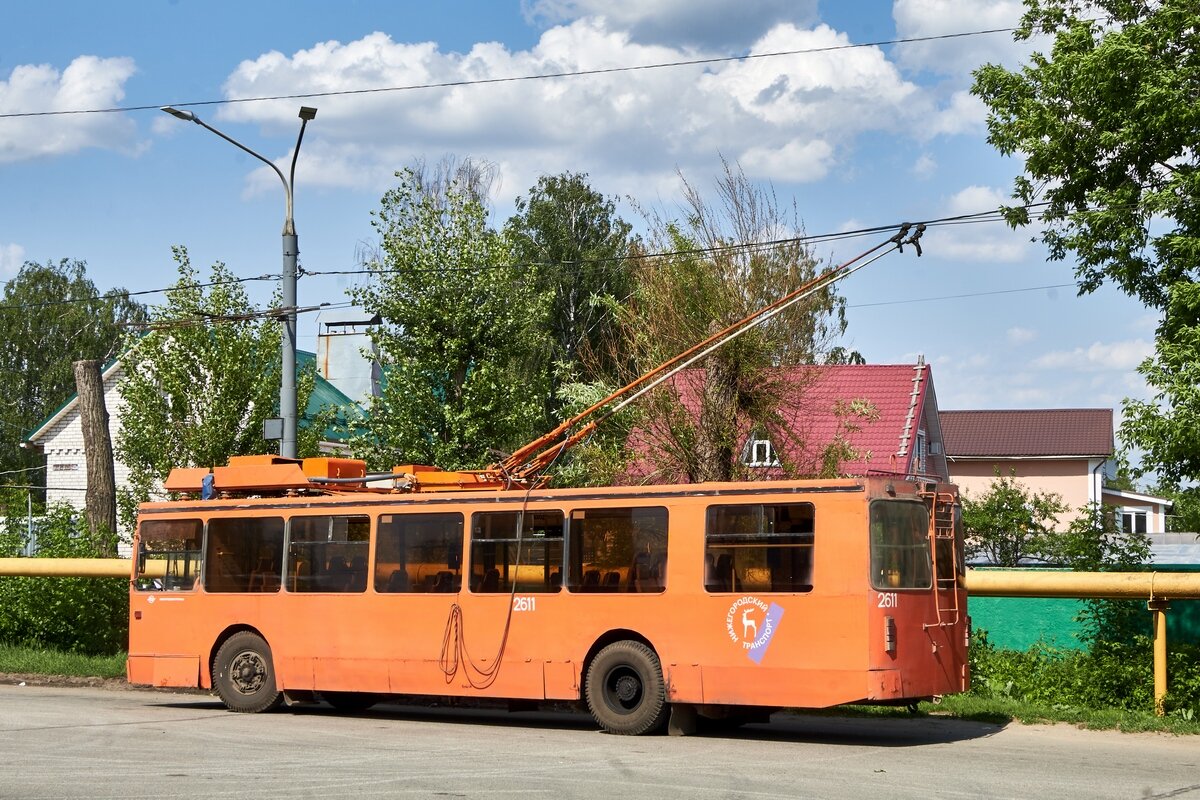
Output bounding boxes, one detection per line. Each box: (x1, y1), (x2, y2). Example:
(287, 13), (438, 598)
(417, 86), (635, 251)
(3, 561), (1196, 714)
(964, 569), (1200, 716)
(0, 558), (164, 578)
(964, 570), (1200, 599)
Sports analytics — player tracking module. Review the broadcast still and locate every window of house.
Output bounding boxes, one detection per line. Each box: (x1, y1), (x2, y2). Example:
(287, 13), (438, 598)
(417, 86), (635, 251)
(914, 430), (927, 474)
(204, 517), (285, 593)
(568, 507), (668, 593)
(1121, 510), (1148, 535)
(286, 515), (371, 593)
(741, 434), (780, 468)
(705, 503), (814, 593)
(470, 511), (563, 593)
(375, 513), (464, 593)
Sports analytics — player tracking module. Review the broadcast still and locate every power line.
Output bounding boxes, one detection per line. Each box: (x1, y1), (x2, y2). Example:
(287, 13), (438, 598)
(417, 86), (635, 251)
(848, 282), (1078, 309)
(0, 203), (1055, 315)
(0, 27), (1018, 120)
(0, 272), (280, 313)
(301, 204), (1052, 279)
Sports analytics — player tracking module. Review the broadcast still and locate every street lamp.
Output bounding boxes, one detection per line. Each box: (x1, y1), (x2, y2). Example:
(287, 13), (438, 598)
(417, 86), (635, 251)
(161, 104), (317, 459)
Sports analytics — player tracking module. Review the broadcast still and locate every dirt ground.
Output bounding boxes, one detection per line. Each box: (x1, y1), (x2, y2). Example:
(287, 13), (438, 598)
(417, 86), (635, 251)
(0, 672), (134, 690)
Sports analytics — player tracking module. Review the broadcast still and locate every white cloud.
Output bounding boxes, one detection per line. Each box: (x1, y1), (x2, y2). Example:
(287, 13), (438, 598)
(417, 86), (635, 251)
(0, 243), (25, 275)
(912, 152), (936, 178)
(521, 0), (818, 48)
(924, 184), (1031, 262)
(0, 56), (139, 163)
(739, 138), (834, 182)
(925, 89), (987, 137)
(217, 23), (931, 198)
(892, 0), (1028, 77)
(1032, 339), (1154, 372)
(1006, 326), (1036, 345)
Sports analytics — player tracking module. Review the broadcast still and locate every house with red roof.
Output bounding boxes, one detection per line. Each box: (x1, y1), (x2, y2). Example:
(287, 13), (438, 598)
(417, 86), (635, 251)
(624, 359), (948, 483)
(940, 408), (1173, 533)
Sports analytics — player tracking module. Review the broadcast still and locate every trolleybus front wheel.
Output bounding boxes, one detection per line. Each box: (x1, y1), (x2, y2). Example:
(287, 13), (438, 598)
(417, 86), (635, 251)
(212, 631), (284, 713)
(585, 640), (669, 735)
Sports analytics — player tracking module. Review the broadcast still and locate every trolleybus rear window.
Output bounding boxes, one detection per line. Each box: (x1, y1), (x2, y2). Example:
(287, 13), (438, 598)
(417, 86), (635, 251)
(286, 515), (370, 593)
(135, 519), (202, 591)
(568, 507), (667, 593)
(471, 511), (563, 593)
(705, 503), (814, 593)
(869, 501), (932, 590)
(375, 512), (464, 593)
(205, 517), (285, 593)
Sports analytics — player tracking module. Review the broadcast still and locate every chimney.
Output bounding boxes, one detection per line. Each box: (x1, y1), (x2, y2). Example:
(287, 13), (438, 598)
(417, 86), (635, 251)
(315, 308), (381, 407)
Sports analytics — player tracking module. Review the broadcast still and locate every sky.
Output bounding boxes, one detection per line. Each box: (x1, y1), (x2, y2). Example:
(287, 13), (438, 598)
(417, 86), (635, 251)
(0, 0), (1159, 438)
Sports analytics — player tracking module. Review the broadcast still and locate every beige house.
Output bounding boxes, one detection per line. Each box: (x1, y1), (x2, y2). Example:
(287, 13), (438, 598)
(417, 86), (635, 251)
(940, 408), (1172, 534)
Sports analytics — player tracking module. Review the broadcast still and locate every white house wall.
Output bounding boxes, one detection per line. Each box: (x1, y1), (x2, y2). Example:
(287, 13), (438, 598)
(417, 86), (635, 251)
(36, 363), (136, 550)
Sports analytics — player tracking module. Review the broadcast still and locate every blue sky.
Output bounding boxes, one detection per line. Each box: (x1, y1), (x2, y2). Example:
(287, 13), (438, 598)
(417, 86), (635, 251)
(0, 0), (1157, 433)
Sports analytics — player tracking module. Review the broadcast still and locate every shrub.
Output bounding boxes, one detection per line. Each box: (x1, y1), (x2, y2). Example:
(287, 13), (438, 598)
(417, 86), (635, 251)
(0, 503), (127, 656)
(970, 630), (1200, 715)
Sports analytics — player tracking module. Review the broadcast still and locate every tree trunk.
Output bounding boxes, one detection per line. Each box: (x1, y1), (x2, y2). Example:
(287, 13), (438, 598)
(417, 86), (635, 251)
(697, 356), (738, 482)
(74, 359), (117, 555)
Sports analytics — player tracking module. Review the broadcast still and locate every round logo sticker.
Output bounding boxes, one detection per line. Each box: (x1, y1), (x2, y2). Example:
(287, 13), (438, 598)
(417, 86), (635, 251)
(725, 595), (785, 664)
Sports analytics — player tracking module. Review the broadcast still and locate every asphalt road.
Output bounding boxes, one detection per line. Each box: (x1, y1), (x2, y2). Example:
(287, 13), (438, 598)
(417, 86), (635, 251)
(1, 683), (1197, 800)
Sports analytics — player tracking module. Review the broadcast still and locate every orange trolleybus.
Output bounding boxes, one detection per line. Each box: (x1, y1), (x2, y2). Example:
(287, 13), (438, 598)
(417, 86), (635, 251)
(128, 458), (968, 734)
(126, 224), (967, 734)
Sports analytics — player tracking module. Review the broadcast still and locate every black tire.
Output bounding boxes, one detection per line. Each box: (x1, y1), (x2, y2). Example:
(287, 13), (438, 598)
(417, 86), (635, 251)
(212, 632), (283, 713)
(584, 640), (669, 735)
(322, 691), (378, 713)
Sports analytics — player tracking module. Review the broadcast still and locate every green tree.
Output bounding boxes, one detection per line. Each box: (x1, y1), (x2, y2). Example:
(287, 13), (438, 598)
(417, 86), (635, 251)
(1121, 282), (1200, 486)
(972, 0), (1200, 483)
(610, 160), (847, 483)
(115, 247), (324, 526)
(505, 172), (634, 407)
(1044, 503), (1152, 644)
(0, 259), (145, 473)
(349, 168), (550, 471)
(961, 473), (1067, 565)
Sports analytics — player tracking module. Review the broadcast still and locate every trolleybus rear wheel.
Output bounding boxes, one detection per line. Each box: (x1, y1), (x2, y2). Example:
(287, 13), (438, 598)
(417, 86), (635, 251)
(585, 640), (668, 735)
(212, 632), (283, 713)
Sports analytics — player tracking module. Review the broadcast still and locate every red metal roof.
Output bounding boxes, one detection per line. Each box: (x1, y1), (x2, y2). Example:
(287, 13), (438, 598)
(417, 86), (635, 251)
(940, 409), (1113, 458)
(625, 363), (937, 480)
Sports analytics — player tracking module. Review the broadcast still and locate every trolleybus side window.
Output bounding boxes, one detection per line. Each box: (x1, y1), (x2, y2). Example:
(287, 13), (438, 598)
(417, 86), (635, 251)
(470, 510), (563, 593)
(375, 512), (464, 593)
(704, 503), (814, 593)
(204, 517), (285, 593)
(869, 501), (932, 590)
(286, 515), (370, 593)
(567, 506), (668, 593)
(135, 519), (202, 591)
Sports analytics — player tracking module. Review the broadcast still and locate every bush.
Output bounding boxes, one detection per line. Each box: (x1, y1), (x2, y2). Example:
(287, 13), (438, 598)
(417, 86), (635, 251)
(970, 630), (1200, 716)
(0, 503), (127, 656)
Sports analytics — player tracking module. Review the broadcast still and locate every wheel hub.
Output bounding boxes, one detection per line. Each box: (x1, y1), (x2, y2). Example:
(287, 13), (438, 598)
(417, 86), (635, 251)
(230, 651), (265, 695)
(614, 674), (640, 702)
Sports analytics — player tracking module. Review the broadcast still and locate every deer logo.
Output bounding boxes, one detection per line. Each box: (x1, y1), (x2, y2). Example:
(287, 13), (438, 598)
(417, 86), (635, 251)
(742, 607), (758, 640)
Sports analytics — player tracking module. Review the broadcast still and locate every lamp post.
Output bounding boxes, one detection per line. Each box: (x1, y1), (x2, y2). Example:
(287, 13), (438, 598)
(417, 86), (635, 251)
(161, 105), (317, 459)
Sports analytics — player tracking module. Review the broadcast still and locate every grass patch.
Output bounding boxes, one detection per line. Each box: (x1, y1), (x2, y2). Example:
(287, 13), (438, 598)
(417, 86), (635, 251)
(922, 694), (1200, 734)
(0, 644), (126, 679)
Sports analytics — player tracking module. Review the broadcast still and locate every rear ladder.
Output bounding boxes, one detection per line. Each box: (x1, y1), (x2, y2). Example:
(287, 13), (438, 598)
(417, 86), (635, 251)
(921, 487), (961, 629)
